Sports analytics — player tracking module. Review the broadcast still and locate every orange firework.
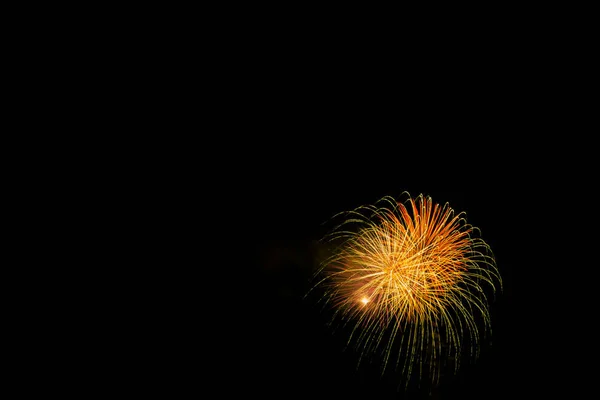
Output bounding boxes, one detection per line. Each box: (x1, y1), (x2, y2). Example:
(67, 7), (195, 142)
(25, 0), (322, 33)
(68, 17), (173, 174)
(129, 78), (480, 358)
(308, 192), (502, 389)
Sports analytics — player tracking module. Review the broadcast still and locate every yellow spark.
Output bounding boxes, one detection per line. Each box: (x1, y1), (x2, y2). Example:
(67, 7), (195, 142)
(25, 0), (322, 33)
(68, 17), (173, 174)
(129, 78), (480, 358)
(307, 192), (502, 390)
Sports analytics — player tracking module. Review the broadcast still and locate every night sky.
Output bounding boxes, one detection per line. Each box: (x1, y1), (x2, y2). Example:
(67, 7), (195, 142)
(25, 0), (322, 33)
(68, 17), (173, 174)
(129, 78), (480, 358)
(95, 10), (590, 398)
(204, 28), (585, 396)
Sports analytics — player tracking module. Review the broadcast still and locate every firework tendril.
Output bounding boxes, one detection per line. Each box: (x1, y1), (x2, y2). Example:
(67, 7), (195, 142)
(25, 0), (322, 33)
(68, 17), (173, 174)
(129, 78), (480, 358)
(308, 192), (502, 389)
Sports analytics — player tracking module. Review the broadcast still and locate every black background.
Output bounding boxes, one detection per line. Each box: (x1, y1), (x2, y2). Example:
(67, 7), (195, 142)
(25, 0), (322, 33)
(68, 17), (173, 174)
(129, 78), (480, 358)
(151, 13), (591, 398)
(205, 56), (588, 398)
(23, 5), (594, 398)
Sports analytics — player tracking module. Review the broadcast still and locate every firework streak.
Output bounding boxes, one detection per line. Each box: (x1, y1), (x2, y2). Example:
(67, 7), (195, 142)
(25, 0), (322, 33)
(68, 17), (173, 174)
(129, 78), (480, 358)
(308, 192), (502, 388)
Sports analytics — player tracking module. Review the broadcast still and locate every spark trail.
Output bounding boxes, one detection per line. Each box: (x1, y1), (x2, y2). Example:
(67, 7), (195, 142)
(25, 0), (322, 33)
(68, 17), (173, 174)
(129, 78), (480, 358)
(308, 192), (502, 389)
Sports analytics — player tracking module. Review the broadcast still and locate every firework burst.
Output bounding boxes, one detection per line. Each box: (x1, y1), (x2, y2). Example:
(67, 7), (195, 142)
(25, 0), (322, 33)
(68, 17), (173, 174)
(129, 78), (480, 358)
(308, 192), (502, 389)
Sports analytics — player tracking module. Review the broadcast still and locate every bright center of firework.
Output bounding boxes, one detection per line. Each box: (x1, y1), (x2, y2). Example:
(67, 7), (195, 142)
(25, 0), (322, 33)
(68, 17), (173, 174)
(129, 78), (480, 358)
(360, 297), (370, 305)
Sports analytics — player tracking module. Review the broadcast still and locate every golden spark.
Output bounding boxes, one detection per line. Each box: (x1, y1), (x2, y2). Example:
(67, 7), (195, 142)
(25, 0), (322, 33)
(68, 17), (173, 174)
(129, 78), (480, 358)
(307, 192), (502, 389)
